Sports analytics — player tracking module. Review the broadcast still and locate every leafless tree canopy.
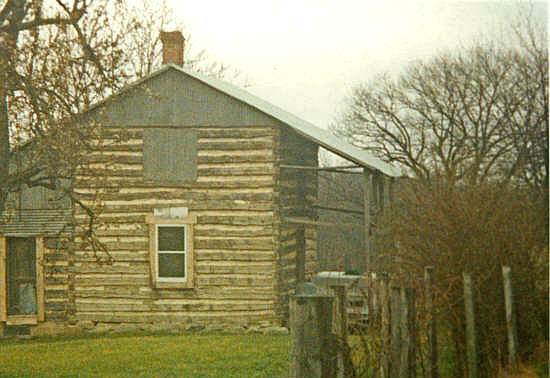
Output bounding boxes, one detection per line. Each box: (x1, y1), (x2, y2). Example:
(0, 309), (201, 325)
(333, 16), (548, 194)
(332, 9), (548, 374)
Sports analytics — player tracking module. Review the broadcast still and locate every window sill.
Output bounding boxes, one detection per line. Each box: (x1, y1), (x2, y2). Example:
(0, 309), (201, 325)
(154, 282), (194, 290)
(6, 315), (38, 325)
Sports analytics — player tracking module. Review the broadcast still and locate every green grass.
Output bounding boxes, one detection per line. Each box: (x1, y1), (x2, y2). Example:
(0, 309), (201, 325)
(0, 333), (290, 378)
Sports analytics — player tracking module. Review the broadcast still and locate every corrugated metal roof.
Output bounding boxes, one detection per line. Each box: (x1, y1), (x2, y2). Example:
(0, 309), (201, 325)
(168, 65), (399, 177)
(0, 209), (71, 236)
(84, 65), (399, 177)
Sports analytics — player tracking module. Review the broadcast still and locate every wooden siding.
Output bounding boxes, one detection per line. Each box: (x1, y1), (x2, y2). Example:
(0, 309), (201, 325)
(72, 126), (280, 329)
(42, 236), (71, 323)
(275, 126), (319, 325)
(143, 129), (197, 183)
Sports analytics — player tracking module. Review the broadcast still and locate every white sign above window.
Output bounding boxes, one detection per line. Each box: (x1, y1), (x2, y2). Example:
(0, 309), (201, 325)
(154, 207), (188, 219)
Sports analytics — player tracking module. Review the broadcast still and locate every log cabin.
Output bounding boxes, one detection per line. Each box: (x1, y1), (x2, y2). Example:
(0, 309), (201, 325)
(0, 31), (397, 336)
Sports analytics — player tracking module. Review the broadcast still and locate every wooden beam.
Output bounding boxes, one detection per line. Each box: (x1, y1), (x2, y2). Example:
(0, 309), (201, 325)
(463, 272), (479, 378)
(282, 216), (361, 229)
(312, 204), (364, 215)
(502, 266), (518, 370)
(289, 294), (336, 378)
(424, 266), (438, 378)
(0, 236), (6, 322)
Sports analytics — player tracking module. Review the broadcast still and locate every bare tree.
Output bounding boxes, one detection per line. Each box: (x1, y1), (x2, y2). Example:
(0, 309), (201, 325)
(333, 17), (548, 192)
(0, 0), (129, 211)
(0, 0), (236, 216)
(331, 8), (548, 374)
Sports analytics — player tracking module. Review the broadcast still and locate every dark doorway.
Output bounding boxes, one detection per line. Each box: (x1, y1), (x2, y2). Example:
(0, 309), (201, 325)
(6, 237), (37, 316)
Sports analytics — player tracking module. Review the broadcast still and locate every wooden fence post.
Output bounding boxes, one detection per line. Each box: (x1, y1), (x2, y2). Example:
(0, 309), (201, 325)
(502, 266), (518, 370)
(390, 286), (402, 378)
(463, 272), (479, 378)
(424, 266), (438, 378)
(289, 294), (337, 378)
(379, 275), (391, 378)
(330, 285), (352, 378)
(399, 288), (416, 378)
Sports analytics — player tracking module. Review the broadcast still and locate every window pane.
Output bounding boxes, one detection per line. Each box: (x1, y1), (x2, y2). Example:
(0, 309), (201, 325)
(7, 237), (37, 315)
(158, 226), (185, 251)
(158, 253), (185, 278)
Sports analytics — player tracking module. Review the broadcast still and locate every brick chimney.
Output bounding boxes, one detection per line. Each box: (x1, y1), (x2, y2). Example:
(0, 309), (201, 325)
(160, 31), (185, 66)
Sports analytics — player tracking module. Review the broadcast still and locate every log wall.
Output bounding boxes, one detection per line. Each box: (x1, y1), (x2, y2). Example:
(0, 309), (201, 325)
(72, 126), (281, 331)
(275, 126), (319, 325)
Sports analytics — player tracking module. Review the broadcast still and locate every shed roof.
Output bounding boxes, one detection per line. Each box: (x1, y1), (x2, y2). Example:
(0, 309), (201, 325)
(87, 64), (399, 177)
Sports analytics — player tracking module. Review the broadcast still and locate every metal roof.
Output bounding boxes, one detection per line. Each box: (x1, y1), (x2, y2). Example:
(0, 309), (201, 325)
(169, 65), (399, 177)
(85, 64), (399, 177)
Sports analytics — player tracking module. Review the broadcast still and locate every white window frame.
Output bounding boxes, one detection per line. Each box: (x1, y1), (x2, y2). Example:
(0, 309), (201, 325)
(155, 224), (187, 283)
(146, 214), (196, 290)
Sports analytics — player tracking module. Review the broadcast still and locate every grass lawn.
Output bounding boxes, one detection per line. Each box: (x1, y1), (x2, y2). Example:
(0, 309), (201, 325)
(0, 333), (290, 378)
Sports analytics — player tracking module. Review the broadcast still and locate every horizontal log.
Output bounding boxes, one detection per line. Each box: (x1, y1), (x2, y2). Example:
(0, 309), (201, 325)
(76, 190), (273, 202)
(74, 178), (274, 189)
(73, 262), (147, 275)
(195, 262), (274, 275)
(75, 241), (148, 251)
(196, 251), (274, 262)
(76, 310), (276, 324)
(75, 302), (274, 313)
(197, 215), (273, 225)
(197, 155), (274, 164)
(75, 274), (150, 286)
(197, 275), (273, 287)
(197, 166), (275, 176)
(74, 289), (274, 301)
(194, 227), (273, 238)
(197, 128), (275, 139)
(198, 141), (273, 151)
(74, 201), (274, 214)
(195, 238), (273, 250)
(75, 251), (148, 262)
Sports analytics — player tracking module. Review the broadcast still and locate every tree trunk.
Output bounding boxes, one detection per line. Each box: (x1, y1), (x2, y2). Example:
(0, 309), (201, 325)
(0, 61), (10, 214)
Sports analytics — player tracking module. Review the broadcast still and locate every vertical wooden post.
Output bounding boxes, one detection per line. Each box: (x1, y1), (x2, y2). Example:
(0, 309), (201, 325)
(424, 266), (438, 378)
(463, 272), (479, 378)
(330, 285), (350, 378)
(0, 236), (6, 322)
(502, 266), (518, 370)
(296, 224), (306, 287)
(36, 237), (45, 322)
(390, 286), (402, 378)
(399, 288), (416, 378)
(363, 169), (372, 272)
(379, 275), (391, 378)
(289, 294), (336, 378)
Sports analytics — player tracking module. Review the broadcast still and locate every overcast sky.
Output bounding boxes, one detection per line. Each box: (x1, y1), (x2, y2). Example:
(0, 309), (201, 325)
(165, 0), (547, 129)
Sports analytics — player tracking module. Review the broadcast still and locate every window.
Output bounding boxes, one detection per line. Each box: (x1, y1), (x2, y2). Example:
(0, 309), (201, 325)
(0, 236), (45, 324)
(146, 214), (196, 289)
(156, 226), (186, 281)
